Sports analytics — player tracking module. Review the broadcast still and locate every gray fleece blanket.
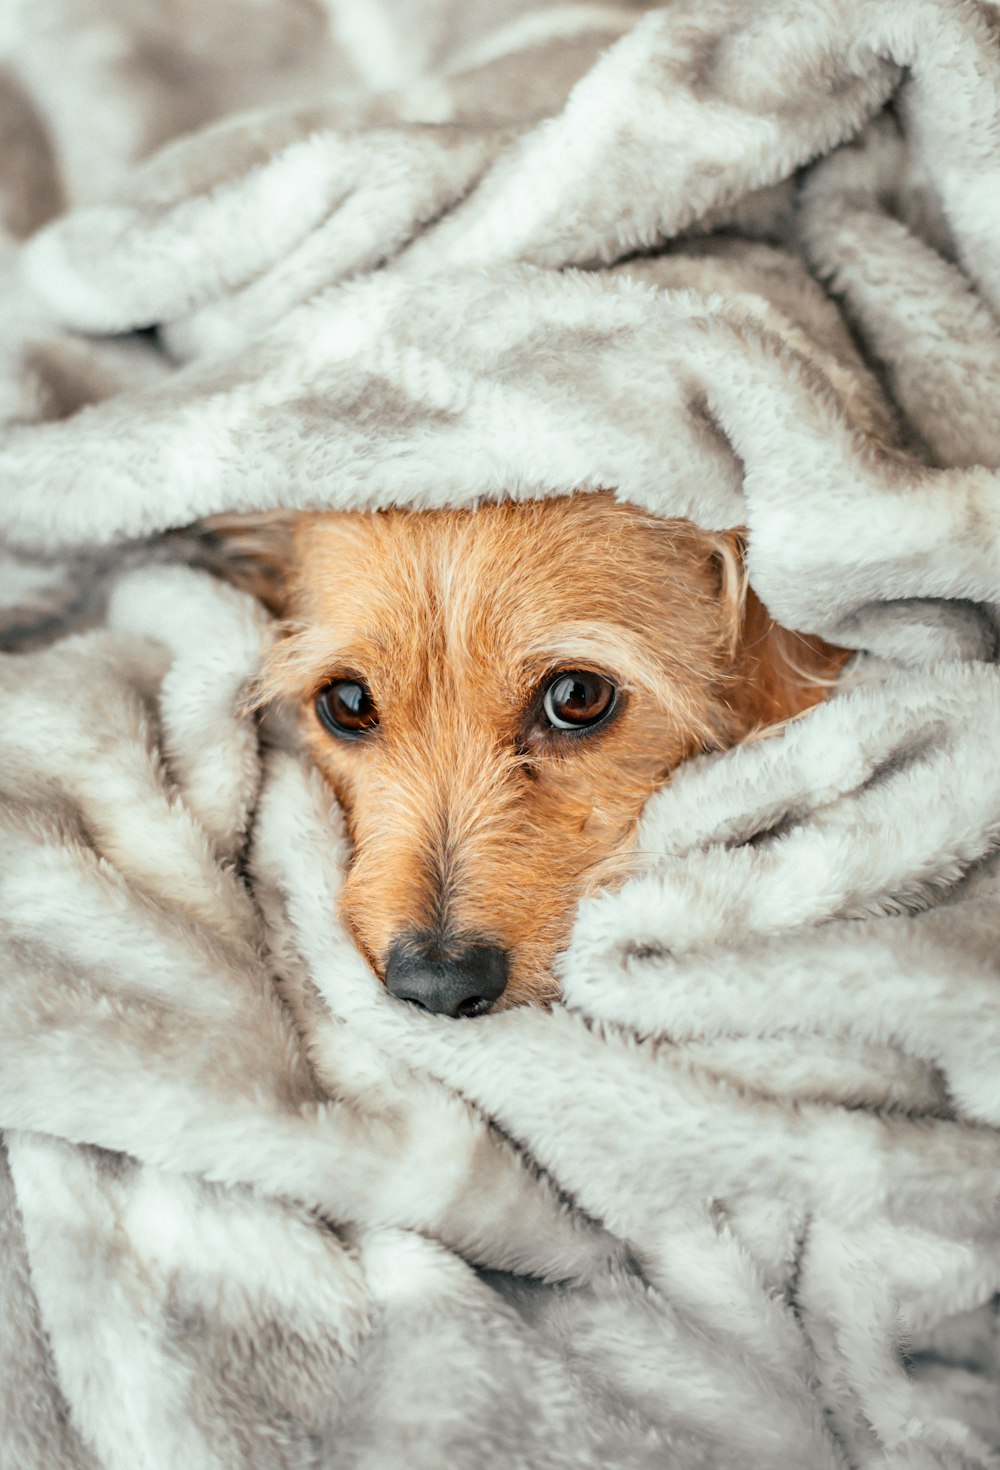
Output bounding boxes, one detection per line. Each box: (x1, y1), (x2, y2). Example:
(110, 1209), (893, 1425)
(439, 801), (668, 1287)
(3, 2), (1000, 1467)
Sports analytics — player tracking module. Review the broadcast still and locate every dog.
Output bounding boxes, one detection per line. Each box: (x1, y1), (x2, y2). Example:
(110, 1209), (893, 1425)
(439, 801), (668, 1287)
(207, 493), (847, 1015)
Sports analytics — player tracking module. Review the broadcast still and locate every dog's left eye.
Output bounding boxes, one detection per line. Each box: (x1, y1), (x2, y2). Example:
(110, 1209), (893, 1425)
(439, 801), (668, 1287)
(541, 671), (617, 731)
(315, 678), (379, 739)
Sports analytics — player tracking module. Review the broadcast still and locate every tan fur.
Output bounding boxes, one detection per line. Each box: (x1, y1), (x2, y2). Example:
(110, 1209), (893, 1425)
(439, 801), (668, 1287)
(217, 494), (847, 1006)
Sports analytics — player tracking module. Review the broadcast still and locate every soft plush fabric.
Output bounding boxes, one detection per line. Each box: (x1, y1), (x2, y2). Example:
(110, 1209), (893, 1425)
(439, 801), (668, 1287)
(2, 2), (1000, 1466)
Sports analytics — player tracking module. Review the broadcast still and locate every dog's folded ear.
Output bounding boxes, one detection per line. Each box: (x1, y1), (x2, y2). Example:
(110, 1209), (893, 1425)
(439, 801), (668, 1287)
(732, 586), (851, 737)
(188, 511), (302, 614)
(705, 525), (851, 739)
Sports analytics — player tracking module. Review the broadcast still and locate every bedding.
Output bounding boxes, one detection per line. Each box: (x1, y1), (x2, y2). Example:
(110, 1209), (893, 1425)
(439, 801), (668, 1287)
(2, 2), (1000, 1465)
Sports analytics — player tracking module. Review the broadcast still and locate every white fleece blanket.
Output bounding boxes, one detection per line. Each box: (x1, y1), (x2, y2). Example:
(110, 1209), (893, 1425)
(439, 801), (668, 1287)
(2, 2), (1000, 1467)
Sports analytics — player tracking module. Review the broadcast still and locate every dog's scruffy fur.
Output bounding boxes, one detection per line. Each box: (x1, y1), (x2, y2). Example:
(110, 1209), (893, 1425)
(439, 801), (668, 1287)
(213, 493), (846, 1008)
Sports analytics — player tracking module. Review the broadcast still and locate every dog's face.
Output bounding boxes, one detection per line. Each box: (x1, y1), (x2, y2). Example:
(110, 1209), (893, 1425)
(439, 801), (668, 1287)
(236, 494), (844, 1013)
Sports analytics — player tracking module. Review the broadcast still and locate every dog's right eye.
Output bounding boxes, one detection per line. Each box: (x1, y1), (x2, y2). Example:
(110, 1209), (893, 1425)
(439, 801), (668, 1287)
(315, 679), (379, 739)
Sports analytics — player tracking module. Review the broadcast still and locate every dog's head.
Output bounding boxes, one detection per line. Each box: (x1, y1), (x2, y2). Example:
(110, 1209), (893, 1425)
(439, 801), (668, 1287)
(210, 494), (845, 1012)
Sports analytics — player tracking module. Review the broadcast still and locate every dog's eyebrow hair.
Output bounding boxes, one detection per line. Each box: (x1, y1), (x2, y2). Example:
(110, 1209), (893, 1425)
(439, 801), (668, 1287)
(526, 628), (684, 702)
(253, 620), (385, 704)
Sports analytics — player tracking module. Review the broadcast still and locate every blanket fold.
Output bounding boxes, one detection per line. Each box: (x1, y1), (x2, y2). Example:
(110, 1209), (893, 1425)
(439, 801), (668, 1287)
(2, 1), (1000, 1466)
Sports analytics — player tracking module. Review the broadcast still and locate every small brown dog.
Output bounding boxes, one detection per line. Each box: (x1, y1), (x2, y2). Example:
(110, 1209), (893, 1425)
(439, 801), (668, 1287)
(212, 493), (845, 1015)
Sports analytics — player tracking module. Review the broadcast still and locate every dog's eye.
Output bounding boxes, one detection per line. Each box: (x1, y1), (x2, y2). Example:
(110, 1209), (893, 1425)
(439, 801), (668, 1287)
(542, 671), (616, 731)
(315, 679), (379, 739)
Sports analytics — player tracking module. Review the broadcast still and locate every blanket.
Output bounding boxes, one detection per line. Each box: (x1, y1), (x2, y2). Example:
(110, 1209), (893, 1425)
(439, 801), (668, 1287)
(2, 1), (1000, 1466)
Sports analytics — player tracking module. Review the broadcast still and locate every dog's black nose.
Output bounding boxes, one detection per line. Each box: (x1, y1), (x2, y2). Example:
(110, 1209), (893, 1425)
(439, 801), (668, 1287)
(384, 935), (509, 1018)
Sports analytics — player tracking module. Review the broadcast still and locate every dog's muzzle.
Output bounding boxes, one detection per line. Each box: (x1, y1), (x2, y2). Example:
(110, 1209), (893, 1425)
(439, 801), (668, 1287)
(384, 934), (509, 1018)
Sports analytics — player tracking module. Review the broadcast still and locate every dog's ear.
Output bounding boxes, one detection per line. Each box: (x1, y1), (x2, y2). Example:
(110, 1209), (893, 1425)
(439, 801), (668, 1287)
(711, 529), (851, 738)
(730, 586), (851, 735)
(192, 511), (302, 615)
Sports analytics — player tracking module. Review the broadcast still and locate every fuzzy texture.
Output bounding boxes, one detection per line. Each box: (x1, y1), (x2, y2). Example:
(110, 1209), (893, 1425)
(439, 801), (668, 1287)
(2, 0), (1000, 1466)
